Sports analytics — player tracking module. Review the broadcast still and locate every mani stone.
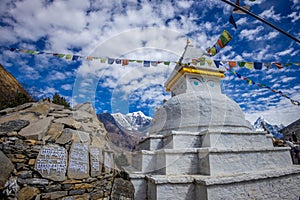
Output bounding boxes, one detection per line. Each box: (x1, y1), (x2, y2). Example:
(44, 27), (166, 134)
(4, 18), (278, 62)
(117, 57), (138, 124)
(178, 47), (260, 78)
(0, 119), (29, 135)
(67, 143), (89, 179)
(0, 151), (15, 189)
(19, 116), (53, 140)
(35, 144), (67, 182)
(90, 147), (103, 177)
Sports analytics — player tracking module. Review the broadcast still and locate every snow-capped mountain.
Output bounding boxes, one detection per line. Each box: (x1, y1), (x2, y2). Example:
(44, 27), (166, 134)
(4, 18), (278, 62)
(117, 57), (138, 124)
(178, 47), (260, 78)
(112, 111), (152, 132)
(253, 116), (285, 139)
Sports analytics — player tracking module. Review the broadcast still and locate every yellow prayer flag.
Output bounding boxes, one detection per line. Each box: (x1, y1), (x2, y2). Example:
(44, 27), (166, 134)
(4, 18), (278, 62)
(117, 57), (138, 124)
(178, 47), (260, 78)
(245, 62), (254, 69)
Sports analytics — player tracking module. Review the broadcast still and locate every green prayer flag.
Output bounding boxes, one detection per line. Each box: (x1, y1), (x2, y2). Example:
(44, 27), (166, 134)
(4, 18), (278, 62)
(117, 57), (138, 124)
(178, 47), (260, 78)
(164, 61), (170, 65)
(238, 61), (246, 67)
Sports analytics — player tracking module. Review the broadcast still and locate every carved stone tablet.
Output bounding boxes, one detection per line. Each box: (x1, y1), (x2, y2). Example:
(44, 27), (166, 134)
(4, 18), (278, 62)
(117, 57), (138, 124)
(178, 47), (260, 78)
(35, 144), (67, 181)
(67, 143), (89, 179)
(89, 147), (102, 177)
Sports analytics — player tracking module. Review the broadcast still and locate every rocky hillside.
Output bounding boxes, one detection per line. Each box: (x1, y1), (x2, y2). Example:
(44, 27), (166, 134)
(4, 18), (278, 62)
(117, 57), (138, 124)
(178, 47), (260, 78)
(97, 112), (140, 151)
(253, 116), (284, 139)
(0, 101), (134, 200)
(112, 111), (152, 133)
(0, 64), (32, 110)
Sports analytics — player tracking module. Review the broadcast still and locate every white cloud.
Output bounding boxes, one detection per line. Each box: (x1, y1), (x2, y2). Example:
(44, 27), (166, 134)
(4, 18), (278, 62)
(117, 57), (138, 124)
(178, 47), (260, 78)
(239, 26), (264, 41)
(61, 84), (73, 90)
(287, 12), (300, 23)
(259, 6), (282, 21)
(281, 77), (296, 83)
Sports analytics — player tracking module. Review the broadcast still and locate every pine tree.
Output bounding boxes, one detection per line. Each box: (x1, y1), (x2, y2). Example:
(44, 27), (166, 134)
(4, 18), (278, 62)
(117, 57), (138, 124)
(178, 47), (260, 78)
(52, 93), (70, 108)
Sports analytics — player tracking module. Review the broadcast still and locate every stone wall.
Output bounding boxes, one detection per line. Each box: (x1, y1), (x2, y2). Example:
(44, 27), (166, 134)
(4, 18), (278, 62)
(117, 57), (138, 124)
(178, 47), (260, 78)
(0, 101), (134, 200)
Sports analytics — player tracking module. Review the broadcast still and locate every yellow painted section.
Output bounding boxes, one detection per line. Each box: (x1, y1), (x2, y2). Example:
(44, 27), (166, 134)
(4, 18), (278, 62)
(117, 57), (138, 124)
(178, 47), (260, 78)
(166, 67), (225, 91)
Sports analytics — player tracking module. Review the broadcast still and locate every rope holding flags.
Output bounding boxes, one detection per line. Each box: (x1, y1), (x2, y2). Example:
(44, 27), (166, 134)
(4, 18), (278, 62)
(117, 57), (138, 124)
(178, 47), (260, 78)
(226, 67), (300, 106)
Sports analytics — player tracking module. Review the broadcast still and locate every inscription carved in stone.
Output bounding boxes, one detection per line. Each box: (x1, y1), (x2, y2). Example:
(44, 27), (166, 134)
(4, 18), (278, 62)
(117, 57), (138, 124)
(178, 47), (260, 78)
(67, 143), (89, 179)
(35, 144), (67, 181)
(90, 147), (102, 177)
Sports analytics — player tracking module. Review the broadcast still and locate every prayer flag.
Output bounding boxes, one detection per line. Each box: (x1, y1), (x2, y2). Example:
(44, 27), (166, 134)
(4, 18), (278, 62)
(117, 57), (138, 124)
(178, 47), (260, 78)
(65, 54), (73, 60)
(229, 14), (237, 29)
(264, 63), (271, 68)
(108, 58), (114, 64)
(214, 60), (221, 68)
(72, 55), (80, 61)
(206, 59), (213, 66)
(116, 59), (121, 64)
(87, 56), (93, 61)
(100, 58), (106, 63)
(122, 59), (129, 66)
(254, 62), (262, 70)
(164, 61), (170, 66)
(58, 54), (65, 58)
(144, 60), (150, 67)
(272, 62), (283, 69)
(229, 61), (237, 68)
(245, 62), (254, 69)
(151, 61), (158, 67)
(238, 61), (245, 67)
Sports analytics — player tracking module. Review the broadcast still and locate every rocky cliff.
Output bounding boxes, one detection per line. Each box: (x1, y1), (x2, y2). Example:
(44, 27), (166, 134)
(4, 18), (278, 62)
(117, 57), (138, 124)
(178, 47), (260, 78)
(0, 64), (32, 110)
(0, 101), (134, 200)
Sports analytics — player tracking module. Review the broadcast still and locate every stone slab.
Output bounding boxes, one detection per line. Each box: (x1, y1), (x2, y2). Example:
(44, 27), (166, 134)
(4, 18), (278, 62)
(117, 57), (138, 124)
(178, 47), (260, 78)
(67, 143), (89, 179)
(0, 151), (15, 189)
(19, 116), (53, 140)
(54, 117), (81, 130)
(35, 144), (67, 181)
(89, 146), (102, 177)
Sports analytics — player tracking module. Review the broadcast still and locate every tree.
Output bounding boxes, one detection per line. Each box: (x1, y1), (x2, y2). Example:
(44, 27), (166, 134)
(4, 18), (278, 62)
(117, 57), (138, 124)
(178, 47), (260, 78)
(52, 93), (70, 108)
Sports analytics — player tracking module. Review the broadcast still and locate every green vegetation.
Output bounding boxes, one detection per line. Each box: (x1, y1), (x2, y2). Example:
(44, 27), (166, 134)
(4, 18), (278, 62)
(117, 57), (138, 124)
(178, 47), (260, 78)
(0, 92), (31, 110)
(52, 93), (70, 108)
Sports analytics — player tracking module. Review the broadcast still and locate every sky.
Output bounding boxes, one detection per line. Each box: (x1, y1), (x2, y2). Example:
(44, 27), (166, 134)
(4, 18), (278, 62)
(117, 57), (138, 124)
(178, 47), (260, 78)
(0, 0), (299, 126)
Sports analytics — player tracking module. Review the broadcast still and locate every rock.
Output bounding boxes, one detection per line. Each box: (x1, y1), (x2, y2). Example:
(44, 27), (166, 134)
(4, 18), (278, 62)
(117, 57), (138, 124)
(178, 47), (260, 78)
(67, 143), (89, 179)
(17, 186), (40, 200)
(90, 147), (103, 177)
(21, 102), (50, 116)
(0, 150), (15, 189)
(35, 144), (67, 182)
(46, 122), (64, 141)
(110, 178), (135, 199)
(54, 117), (81, 130)
(17, 178), (49, 185)
(0, 102), (33, 116)
(71, 129), (91, 143)
(42, 191), (68, 199)
(0, 119), (30, 135)
(55, 128), (74, 145)
(17, 171), (33, 179)
(48, 113), (69, 118)
(19, 117), (53, 140)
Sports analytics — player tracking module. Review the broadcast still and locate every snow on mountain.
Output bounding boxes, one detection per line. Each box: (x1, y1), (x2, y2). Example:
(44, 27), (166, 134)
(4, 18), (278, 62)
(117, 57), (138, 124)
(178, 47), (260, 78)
(253, 116), (285, 139)
(112, 111), (152, 132)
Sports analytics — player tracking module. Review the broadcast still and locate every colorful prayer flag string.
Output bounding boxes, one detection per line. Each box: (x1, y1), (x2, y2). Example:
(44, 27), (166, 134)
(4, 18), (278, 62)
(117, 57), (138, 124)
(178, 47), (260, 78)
(225, 67), (300, 106)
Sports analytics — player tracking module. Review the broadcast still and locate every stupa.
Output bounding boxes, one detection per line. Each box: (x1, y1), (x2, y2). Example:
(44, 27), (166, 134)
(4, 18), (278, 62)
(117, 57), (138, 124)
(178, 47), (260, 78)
(126, 43), (300, 199)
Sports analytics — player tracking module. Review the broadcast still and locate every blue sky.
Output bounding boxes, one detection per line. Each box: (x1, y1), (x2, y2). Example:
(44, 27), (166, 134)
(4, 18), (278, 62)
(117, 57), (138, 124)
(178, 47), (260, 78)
(0, 0), (299, 126)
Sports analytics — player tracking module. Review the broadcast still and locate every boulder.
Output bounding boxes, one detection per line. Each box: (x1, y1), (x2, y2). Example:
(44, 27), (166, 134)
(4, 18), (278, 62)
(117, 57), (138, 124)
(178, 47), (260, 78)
(54, 117), (81, 130)
(19, 116), (53, 140)
(0, 150), (15, 189)
(0, 119), (29, 135)
(17, 186), (40, 200)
